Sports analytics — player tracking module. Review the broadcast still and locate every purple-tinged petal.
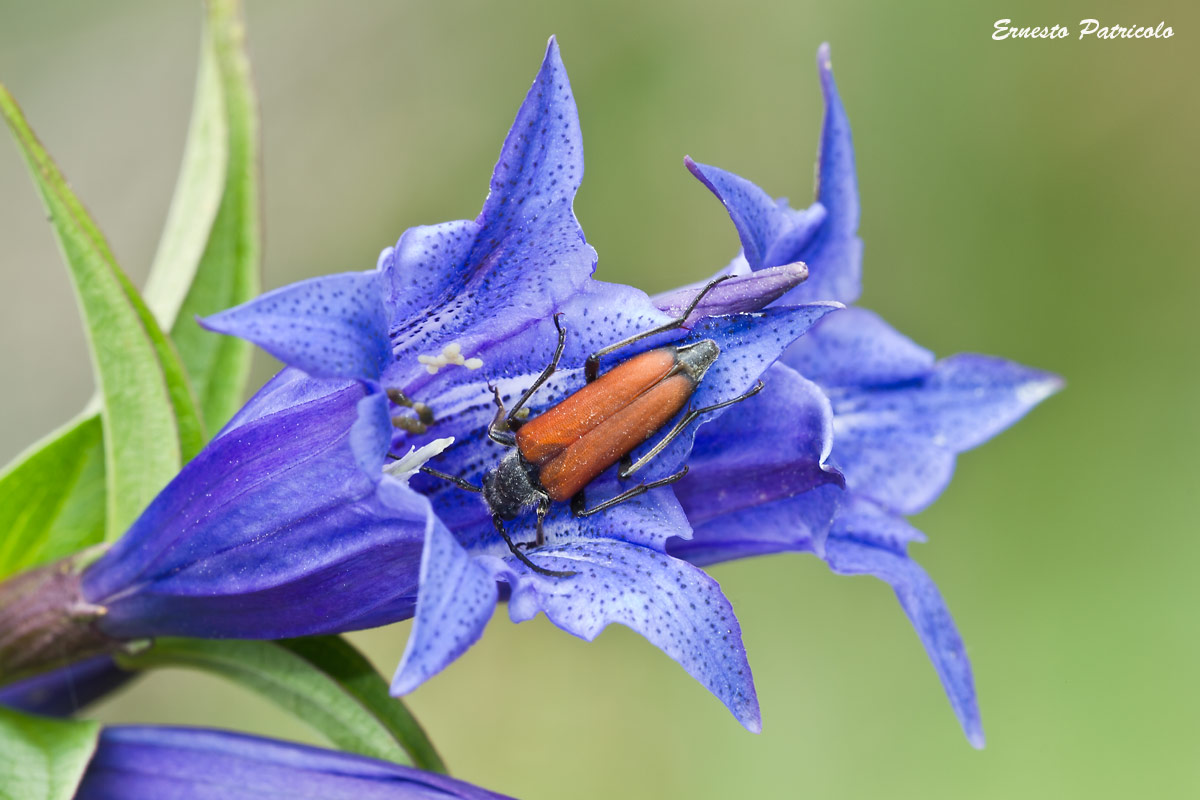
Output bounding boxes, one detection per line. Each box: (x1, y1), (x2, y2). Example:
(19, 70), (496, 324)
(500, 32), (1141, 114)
(502, 539), (761, 732)
(390, 514), (498, 695)
(673, 363), (841, 525)
(827, 352), (1063, 514)
(82, 384), (429, 640)
(201, 271), (390, 382)
(824, 532), (984, 749)
(652, 262), (810, 322)
(0, 655), (131, 717)
(218, 367), (356, 438)
(685, 156), (826, 272)
(78, 726), (515, 800)
(382, 38), (597, 379)
(783, 307), (934, 387)
(669, 482), (842, 567)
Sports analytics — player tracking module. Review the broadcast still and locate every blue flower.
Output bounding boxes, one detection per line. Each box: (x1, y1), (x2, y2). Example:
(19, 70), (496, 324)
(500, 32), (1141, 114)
(661, 44), (1061, 748)
(77, 726), (514, 799)
(76, 38), (842, 732)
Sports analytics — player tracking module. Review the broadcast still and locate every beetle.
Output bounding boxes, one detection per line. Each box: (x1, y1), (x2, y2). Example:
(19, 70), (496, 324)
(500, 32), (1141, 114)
(417, 277), (763, 577)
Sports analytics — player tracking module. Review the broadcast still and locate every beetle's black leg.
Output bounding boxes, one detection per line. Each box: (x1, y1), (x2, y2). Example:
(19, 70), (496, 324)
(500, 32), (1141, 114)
(418, 466), (483, 494)
(618, 454), (633, 477)
(619, 380), (765, 480)
(570, 490), (587, 516)
(573, 466), (690, 517)
(487, 385), (516, 446)
(585, 275), (732, 382)
(493, 516), (575, 578)
(534, 495), (550, 547)
(505, 314), (566, 428)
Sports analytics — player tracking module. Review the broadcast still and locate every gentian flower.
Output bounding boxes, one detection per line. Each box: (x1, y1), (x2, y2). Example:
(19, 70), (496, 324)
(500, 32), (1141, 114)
(661, 44), (1061, 747)
(77, 726), (514, 799)
(46, 38), (844, 732)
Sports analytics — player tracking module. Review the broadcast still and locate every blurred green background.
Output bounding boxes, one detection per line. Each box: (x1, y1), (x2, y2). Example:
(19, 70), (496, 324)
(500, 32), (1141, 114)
(1, 1), (1197, 797)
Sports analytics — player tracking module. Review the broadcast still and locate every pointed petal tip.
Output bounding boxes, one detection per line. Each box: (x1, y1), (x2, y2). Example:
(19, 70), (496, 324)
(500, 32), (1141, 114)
(967, 727), (986, 750)
(817, 42), (832, 70)
(740, 707), (763, 734)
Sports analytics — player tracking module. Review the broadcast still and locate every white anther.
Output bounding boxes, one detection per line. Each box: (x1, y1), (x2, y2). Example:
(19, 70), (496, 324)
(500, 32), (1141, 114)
(416, 342), (485, 374)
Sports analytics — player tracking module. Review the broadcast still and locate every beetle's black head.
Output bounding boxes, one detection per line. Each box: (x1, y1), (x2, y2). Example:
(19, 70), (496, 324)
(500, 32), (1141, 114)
(483, 450), (544, 520)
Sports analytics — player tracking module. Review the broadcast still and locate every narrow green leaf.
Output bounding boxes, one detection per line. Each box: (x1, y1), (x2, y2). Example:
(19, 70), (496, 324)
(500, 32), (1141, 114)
(115, 637), (445, 772)
(0, 85), (206, 539)
(0, 415), (104, 582)
(159, 0), (261, 432)
(0, 0), (260, 568)
(280, 637), (447, 774)
(0, 707), (99, 800)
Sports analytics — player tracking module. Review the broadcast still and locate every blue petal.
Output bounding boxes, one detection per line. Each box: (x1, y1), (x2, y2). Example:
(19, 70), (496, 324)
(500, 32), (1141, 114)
(503, 539), (762, 732)
(201, 271), (390, 382)
(812, 44), (860, 254)
(82, 384), (429, 639)
(79, 726), (515, 799)
(685, 156), (826, 271)
(390, 513), (499, 695)
(670, 482), (842, 567)
(0, 655), (132, 717)
(684, 44), (862, 305)
(823, 530), (985, 749)
(826, 352), (1062, 514)
(782, 307), (934, 387)
(381, 38), (597, 379)
(673, 363), (841, 526)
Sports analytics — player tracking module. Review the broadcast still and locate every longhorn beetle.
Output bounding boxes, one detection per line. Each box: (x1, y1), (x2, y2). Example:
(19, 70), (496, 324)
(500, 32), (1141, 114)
(418, 277), (763, 578)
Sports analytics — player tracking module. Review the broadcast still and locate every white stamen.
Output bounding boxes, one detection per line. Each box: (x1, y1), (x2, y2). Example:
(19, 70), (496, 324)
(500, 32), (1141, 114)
(416, 342), (485, 374)
(384, 436), (456, 482)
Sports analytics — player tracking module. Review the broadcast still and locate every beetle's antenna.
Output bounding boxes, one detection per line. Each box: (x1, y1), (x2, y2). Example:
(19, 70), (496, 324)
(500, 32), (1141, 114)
(419, 466), (483, 494)
(585, 275), (733, 381)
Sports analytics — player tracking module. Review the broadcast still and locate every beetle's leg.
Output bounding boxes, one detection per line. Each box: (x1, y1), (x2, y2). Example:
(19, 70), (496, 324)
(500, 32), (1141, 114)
(585, 275), (732, 382)
(493, 516), (575, 578)
(570, 489), (587, 516)
(620, 380), (765, 480)
(618, 454), (633, 476)
(516, 494), (553, 549)
(573, 466), (690, 517)
(487, 385), (516, 446)
(505, 314), (566, 428)
(418, 466), (483, 494)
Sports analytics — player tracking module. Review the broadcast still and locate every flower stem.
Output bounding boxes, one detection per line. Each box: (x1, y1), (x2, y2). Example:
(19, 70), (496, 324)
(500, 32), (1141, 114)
(0, 552), (117, 686)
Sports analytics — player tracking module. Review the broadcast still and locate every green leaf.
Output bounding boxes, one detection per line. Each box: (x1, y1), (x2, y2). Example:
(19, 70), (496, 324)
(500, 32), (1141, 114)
(279, 637), (447, 774)
(146, 0), (261, 432)
(115, 637), (446, 773)
(0, 0), (261, 568)
(0, 707), (99, 800)
(0, 85), (207, 541)
(0, 415), (104, 582)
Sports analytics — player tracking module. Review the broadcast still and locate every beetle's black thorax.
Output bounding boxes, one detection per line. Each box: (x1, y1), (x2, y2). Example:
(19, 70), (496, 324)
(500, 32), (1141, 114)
(483, 450), (545, 520)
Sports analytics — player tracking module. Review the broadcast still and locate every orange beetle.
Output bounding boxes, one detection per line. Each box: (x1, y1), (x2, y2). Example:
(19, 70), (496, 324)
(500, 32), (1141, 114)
(420, 278), (762, 577)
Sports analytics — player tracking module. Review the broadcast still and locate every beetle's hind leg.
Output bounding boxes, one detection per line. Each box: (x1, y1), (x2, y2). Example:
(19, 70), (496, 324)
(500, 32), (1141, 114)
(572, 466), (690, 518)
(585, 275), (732, 382)
(619, 380), (765, 480)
